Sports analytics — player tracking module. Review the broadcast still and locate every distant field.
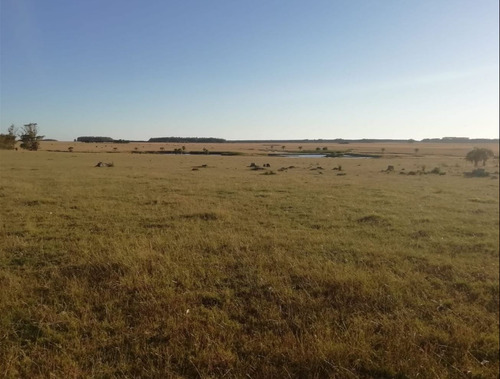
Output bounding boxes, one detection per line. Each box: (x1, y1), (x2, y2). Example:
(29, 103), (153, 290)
(39, 140), (500, 157)
(0, 145), (498, 377)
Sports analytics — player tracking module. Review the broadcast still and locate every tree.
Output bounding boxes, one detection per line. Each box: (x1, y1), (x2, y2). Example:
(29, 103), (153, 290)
(20, 123), (43, 151)
(465, 147), (494, 167)
(0, 124), (17, 149)
(8, 124), (17, 136)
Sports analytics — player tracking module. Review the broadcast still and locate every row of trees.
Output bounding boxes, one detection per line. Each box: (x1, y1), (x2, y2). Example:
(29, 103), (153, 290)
(0, 123), (44, 150)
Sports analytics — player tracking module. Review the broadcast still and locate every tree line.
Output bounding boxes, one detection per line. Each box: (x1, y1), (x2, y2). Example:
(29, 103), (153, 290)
(149, 137), (226, 143)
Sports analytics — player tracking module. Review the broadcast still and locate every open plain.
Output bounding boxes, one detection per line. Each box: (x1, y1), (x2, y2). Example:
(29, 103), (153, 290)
(0, 142), (499, 378)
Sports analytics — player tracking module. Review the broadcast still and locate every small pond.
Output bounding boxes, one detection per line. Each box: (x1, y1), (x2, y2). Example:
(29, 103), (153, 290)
(279, 154), (375, 159)
(284, 154), (327, 158)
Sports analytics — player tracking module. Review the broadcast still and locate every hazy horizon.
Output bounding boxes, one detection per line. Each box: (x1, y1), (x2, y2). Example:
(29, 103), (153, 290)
(47, 135), (499, 143)
(1, 0), (499, 141)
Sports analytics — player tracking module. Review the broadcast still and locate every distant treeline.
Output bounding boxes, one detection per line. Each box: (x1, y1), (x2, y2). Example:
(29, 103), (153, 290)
(149, 137), (226, 143)
(77, 137), (129, 143)
(231, 138), (413, 144)
(75, 136), (498, 144)
(232, 137), (499, 144)
(77, 136), (114, 143)
(420, 137), (498, 143)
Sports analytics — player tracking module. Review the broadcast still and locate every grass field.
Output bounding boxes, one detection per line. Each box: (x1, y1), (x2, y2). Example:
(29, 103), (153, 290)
(1, 143), (499, 378)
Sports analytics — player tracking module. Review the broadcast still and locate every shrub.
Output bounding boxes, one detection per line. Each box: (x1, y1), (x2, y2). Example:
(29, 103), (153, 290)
(465, 168), (490, 178)
(0, 124), (16, 150)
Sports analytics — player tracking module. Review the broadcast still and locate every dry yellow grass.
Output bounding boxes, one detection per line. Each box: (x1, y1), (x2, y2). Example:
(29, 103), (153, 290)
(0, 145), (498, 377)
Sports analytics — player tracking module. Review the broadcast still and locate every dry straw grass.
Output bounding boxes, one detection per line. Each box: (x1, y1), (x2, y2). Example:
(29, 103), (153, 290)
(0, 144), (498, 377)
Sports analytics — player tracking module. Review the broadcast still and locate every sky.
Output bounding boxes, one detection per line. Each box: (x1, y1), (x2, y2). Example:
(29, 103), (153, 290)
(1, 0), (498, 141)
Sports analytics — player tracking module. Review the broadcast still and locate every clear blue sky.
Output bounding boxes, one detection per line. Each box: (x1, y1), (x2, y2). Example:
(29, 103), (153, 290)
(1, 0), (498, 141)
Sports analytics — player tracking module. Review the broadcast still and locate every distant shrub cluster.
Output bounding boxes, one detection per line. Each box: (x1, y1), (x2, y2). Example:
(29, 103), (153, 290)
(149, 137), (226, 143)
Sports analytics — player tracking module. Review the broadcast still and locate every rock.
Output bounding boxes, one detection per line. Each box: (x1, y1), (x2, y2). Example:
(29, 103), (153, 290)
(95, 162), (113, 167)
